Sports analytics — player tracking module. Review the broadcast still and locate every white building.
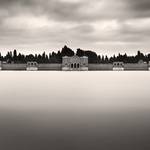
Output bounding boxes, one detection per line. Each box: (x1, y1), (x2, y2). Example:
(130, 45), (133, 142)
(62, 55), (88, 71)
(26, 62), (38, 71)
(113, 62), (124, 71)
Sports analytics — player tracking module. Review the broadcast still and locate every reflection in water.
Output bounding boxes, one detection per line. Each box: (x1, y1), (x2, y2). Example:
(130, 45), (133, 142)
(0, 71), (150, 150)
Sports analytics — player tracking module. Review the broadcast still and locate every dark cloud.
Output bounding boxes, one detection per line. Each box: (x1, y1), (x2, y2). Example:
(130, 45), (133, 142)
(124, 0), (150, 18)
(0, 0), (150, 53)
(0, 0), (149, 22)
(129, 0), (150, 11)
(0, 0), (85, 22)
(0, 0), (150, 21)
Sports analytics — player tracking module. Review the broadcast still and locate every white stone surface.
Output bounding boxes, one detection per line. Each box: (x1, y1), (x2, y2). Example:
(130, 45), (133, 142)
(113, 67), (124, 71)
(81, 67), (88, 71)
(26, 67), (38, 71)
(62, 55), (88, 71)
(62, 67), (88, 71)
(62, 67), (70, 71)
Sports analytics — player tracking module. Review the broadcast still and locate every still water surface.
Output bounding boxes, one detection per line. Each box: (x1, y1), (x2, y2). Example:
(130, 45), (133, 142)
(0, 71), (150, 150)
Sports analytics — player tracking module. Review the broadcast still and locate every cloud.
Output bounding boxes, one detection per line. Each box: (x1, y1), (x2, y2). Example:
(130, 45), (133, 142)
(0, 0), (150, 54)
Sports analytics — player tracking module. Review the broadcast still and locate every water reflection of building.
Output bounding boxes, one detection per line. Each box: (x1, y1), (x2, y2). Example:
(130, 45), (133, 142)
(62, 55), (88, 71)
(113, 62), (124, 71)
(26, 62), (38, 71)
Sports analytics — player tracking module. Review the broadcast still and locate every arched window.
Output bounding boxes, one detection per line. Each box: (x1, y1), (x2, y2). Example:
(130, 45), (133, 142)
(71, 64), (73, 68)
(74, 63), (76, 68)
(77, 64), (80, 68)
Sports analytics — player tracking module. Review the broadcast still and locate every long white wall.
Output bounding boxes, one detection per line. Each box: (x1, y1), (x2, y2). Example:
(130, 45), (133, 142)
(0, 63), (149, 71)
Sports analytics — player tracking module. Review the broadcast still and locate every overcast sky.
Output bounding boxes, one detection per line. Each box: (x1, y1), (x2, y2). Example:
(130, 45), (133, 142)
(0, 0), (150, 55)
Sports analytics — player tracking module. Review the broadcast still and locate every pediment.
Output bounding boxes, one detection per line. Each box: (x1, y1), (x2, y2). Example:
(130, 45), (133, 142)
(71, 55), (80, 59)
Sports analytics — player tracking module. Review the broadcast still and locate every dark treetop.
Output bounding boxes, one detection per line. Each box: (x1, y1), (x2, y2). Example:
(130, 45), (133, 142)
(0, 45), (150, 64)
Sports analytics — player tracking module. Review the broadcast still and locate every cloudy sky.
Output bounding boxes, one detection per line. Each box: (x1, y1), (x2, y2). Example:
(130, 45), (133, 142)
(0, 0), (150, 55)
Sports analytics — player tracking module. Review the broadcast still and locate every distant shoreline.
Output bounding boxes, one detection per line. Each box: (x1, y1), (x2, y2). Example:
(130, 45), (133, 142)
(0, 46), (150, 71)
(0, 60), (149, 71)
(0, 46), (150, 64)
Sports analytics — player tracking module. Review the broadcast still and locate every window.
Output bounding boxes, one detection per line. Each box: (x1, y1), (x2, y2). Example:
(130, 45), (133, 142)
(71, 64), (73, 68)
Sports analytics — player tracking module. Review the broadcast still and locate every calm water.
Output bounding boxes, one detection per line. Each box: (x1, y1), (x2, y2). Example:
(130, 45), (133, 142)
(0, 71), (150, 150)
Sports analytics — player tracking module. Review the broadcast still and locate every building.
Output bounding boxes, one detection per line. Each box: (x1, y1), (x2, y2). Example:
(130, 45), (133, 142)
(113, 62), (124, 71)
(26, 62), (38, 71)
(0, 61), (2, 70)
(62, 55), (88, 71)
(138, 60), (147, 64)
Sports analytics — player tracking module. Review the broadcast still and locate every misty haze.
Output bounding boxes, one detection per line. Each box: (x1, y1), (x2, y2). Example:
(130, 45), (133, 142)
(0, 71), (150, 150)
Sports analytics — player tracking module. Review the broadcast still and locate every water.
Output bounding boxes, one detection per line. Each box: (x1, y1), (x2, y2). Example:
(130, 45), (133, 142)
(0, 71), (150, 150)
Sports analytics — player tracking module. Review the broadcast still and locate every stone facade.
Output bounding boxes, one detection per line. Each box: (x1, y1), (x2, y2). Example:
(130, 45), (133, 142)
(26, 62), (38, 71)
(62, 55), (88, 71)
(0, 61), (2, 70)
(0, 59), (150, 71)
(113, 62), (124, 71)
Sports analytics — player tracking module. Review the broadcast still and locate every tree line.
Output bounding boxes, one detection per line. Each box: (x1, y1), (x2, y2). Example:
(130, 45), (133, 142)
(0, 45), (150, 64)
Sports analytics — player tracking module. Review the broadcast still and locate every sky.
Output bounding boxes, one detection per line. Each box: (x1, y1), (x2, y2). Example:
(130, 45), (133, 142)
(0, 0), (150, 55)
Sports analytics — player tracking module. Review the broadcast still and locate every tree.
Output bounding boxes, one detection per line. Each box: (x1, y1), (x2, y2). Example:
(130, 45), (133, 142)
(0, 47), (149, 64)
(13, 49), (17, 62)
(76, 48), (85, 57)
(61, 45), (74, 57)
(76, 48), (98, 63)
